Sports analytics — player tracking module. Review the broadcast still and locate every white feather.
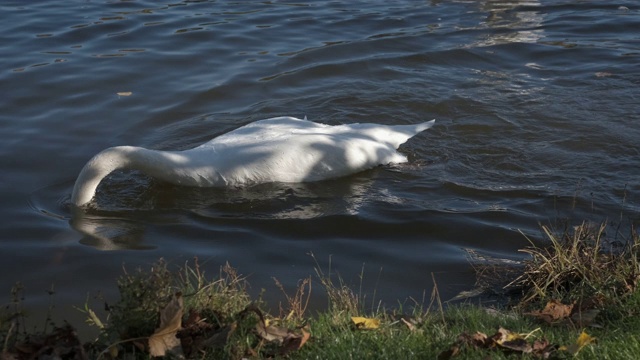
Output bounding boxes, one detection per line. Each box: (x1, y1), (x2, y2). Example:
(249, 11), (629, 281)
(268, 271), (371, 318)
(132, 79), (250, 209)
(71, 116), (435, 207)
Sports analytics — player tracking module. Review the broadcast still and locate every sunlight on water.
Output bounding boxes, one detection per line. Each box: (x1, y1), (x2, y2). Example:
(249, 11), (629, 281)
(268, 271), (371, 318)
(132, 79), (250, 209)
(0, 0), (638, 326)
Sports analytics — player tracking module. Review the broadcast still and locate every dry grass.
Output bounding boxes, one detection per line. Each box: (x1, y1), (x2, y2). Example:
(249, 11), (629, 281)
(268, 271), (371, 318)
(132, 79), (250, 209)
(508, 221), (640, 306)
(272, 276), (312, 322)
(310, 253), (361, 317)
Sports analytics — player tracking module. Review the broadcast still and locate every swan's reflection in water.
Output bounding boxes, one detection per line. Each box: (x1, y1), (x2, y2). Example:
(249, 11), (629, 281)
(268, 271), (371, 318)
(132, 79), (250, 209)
(68, 168), (419, 250)
(70, 208), (154, 250)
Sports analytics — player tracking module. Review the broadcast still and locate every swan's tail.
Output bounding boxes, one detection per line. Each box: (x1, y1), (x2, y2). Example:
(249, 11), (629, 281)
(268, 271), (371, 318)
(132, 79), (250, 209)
(388, 119), (436, 138)
(357, 119), (435, 148)
(385, 119), (436, 148)
(412, 119), (436, 133)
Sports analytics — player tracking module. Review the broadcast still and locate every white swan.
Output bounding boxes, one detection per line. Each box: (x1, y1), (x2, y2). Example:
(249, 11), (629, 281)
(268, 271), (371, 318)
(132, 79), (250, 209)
(71, 116), (435, 207)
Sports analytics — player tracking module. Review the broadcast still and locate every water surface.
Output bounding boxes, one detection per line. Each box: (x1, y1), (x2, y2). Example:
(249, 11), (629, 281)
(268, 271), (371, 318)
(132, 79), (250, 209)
(1, 0), (639, 328)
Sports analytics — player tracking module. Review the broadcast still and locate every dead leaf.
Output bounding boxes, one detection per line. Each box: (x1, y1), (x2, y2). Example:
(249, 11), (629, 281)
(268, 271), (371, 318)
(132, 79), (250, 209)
(561, 331), (596, 355)
(256, 320), (292, 343)
(527, 299), (573, 324)
(401, 317), (417, 331)
(279, 327), (311, 356)
(470, 332), (489, 348)
(492, 327), (532, 353)
(351, 316), (380, 329)
(241, 303), (309, 356)
(149, 292), (183, 357)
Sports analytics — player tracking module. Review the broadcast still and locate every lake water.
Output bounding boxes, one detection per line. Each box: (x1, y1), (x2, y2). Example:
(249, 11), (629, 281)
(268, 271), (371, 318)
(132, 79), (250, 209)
(1, 0), (639, 331)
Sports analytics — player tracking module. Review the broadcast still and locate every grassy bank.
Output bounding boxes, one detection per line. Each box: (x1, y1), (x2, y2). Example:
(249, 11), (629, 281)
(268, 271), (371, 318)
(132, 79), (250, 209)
(2, 221), (639, 359)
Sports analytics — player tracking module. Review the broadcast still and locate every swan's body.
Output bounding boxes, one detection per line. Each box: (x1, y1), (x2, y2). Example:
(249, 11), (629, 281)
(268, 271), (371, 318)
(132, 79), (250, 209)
(71, 116), (435, 207)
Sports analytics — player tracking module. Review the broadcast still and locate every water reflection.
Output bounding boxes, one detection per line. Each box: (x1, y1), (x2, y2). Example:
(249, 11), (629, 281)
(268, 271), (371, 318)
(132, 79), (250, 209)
(69, 209), (153, 251)
(468, 0), (544, 46)
(65, 170), (401, 249)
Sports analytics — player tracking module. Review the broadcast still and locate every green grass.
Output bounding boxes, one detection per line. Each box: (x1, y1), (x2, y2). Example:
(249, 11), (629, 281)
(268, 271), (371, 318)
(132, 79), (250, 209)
(2, 221), (640, 359)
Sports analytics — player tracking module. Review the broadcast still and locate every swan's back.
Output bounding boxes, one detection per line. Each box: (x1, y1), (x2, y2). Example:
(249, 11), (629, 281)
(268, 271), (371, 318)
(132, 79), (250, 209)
(198, 117), (435, 149)
(189, 117), (435, 185)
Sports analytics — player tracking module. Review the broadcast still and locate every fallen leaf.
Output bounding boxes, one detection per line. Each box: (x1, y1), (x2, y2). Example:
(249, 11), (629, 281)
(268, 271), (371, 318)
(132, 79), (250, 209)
(256, 320), (292, 343)
(351, 316), (380, 329)
(279, 327), (311, 356)
(148, 292), (183, 357)
(470, 332), (489, 347)
(561, 331), (596, 355)
(401, 317), (417, 331)
(492, 327), (531, 353)
(527, 299), (573, 324)
(241, 303), (309, 356)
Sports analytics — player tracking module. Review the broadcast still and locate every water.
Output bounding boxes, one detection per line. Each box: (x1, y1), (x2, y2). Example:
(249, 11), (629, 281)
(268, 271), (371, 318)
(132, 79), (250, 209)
(1, 0), (639, 331)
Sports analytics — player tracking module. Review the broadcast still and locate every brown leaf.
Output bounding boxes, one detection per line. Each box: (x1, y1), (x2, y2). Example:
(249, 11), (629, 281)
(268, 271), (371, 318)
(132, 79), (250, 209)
(184, 309), (201, 327)
(279, 328), (311, 356)
(149, 292), (184, 357)
(532, 339), (550, 352)
(470, 332), (489, 348)
(527, 299), (573, 323)
(532, 338), (557, 358)
(256, 320), (292, 343)
(401, 317), (417, 331)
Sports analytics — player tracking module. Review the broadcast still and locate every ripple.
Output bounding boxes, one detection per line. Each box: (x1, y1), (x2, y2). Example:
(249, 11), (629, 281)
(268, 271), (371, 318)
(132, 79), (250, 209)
(1, 0), (639, 325)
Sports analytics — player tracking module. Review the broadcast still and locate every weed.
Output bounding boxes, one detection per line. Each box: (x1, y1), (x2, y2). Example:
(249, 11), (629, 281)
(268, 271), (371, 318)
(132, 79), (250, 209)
(509, 221), (640, 308)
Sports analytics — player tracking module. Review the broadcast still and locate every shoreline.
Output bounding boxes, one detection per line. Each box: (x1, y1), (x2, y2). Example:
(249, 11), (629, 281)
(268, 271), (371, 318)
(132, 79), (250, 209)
(2, 220), (639, 359)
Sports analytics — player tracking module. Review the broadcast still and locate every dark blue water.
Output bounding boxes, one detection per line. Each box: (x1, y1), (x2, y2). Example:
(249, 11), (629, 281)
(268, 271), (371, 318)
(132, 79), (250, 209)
(1, 0), (639, 330)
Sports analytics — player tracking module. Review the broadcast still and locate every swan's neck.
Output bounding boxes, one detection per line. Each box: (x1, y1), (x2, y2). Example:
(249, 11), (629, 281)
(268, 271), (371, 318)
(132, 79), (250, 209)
(71, 146), (210, 207)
